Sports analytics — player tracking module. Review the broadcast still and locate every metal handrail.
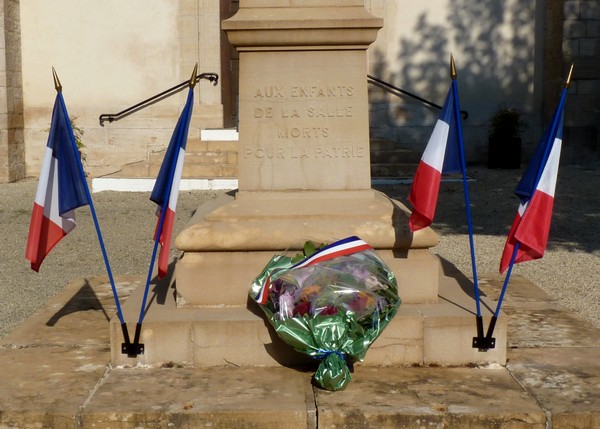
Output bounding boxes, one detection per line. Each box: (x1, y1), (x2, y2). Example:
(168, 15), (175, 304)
(98, 72), (219, 126)
(367, 74), (468, 120)
(98, 72), (466, 126)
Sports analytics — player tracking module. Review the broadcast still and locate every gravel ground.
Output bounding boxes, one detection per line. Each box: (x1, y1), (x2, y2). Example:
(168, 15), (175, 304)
(0, 180), (218, 338)
(1, 165), (598, 338)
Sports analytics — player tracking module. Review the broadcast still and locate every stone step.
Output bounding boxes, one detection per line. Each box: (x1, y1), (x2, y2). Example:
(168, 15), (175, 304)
(114, 159), (151, 177)
(187, 138), (239, 153)
(371, 162), (418, 178)
(3, 274), (598, 428)
(106, 133), (418, 181)
(176, 248), (441, 306)
(173, 190), (438, 303)
(200, 128), (239, 142)
(181, 163), (238, 177)
(370, 138), (399, 151)
(370, 149), (421, 165)
(113, 159), (238, 180)
(148, 149), (238, 167)
(110, 269), (506, 368)
(370, 139), (422, 161)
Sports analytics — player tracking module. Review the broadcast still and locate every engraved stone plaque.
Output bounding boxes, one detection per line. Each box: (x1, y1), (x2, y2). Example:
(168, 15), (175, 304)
(236, 49), (373, 191)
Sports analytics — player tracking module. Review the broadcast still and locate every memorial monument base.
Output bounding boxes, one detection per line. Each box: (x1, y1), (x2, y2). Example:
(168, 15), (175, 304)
(109, 258), (506, 368)
(109, 191), (507, 368)
(174, 190), (440, 306)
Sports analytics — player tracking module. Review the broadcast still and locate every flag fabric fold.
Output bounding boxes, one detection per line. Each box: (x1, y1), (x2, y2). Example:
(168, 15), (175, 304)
(26, 93), (89, 271)
(408, 85), (462, 231)
(150, 88), (194, 279)
(499, 97), (565, 274)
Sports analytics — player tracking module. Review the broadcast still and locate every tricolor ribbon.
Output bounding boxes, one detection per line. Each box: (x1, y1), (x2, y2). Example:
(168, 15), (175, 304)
(254, 236), (373, 304)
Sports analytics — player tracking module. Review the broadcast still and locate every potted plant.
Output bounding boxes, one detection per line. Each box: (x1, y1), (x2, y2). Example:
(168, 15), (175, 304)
(70, 116), (86, 164)
(487, 107), (527, 169)
(45, 115), (87, 165)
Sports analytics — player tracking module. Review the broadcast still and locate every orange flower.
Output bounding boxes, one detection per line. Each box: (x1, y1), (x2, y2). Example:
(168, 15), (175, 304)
(298, 284), (322, 302)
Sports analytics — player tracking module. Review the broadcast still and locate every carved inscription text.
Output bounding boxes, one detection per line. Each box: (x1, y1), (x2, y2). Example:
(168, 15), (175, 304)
(245, 83), (365, 160)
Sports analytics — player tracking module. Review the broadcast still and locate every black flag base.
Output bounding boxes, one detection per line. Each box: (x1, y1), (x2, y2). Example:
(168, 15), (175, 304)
(473, 315), (497, 351)
(472, 315), (496, 351)
(120, 322), (145, 357)
(472, 335), (496, 351)
(121, 341), (145, 357)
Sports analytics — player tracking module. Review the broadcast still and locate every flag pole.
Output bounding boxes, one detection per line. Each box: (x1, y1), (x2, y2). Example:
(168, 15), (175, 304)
(484, 63), (574, 342)
(485, 242), (519, 343)
(448, 57), (485, 349)
(52, 68), (133, 350)
(129, 64), (198, 356)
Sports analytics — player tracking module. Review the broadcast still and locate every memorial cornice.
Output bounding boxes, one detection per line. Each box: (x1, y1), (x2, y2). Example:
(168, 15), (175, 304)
(222, 6), (383, 50)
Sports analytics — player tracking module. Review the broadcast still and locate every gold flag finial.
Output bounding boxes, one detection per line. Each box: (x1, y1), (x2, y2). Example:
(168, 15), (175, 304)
(52, 67), (62, 93)
(189, 63), (198, 89)
(450, 54), (457, 80)
(565, 63), (574, 88)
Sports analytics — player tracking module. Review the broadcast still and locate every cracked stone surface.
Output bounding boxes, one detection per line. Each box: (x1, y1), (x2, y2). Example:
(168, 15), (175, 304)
(1, 275), (600, 428)
(315, 366), (546, 428)
(507, 348), (600, 429)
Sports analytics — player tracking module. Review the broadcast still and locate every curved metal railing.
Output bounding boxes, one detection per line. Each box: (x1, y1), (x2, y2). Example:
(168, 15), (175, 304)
(98, 72), (467, 127)
(367, 74), (468, 120)
(98, 72), (219, 126)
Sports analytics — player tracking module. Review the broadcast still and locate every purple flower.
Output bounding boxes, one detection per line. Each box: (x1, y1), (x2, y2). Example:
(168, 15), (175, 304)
(278, 290), (295, 320)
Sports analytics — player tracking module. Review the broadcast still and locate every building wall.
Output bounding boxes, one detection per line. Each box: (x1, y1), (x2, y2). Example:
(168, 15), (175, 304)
(555, 0), (600, 166)
(366, 0), (599, 166)
(1, 0), (598, 180)
(366, 0), (545, 163)
(0, 0), (24, 183)
(19, 0), (225, 178)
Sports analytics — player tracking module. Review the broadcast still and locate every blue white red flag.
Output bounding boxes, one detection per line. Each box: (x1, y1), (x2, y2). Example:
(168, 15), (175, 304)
(408, 85), (462, 231)
(499, 96), (565, 274)
(290, 236), (372, 270)
(150, 87), (194, 279)
(255, 236), (373, 304)
(26, 93), (89, 271)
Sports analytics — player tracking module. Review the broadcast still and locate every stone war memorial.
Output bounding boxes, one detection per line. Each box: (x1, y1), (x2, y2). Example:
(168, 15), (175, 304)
(110, 0), (506, 370)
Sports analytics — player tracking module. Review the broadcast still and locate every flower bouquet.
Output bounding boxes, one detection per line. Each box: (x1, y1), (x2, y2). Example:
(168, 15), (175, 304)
(250, 236), (400, 391)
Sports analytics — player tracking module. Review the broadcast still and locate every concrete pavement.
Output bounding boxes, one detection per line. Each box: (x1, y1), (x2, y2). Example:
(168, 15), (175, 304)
(1, 274), (600, 428)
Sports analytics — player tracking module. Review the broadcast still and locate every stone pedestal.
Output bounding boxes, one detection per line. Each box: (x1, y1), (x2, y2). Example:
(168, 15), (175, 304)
(175, 190), (439, 306)
(175, 0), (441, 305)
(109, 0), (507, 367)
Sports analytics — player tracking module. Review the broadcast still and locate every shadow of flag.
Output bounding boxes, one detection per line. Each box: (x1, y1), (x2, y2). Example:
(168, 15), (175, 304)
(46, 279), (109, 326)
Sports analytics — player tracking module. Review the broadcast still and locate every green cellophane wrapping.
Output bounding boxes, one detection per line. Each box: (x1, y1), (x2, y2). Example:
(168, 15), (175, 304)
(250, 242), (401, 391)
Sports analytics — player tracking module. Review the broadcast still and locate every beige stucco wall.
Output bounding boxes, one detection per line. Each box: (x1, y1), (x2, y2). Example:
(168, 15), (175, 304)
(21, 1), (180, 106)
(20, 0), (224, 177)
(367, 0), (544, 160)
(13, 0), (594, 178)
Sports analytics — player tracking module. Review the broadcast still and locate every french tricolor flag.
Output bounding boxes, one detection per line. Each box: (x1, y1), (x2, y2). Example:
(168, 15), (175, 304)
(499, 110), (564, 274)
(408, 85), (462, 232)
(255, 236), (373, 304)
(150, 87), (194, 279)
(26, 92), (89, 271)
(290, 236), (372, 270)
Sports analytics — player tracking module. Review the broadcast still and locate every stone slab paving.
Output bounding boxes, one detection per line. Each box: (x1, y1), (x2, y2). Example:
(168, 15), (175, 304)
(0, 346), (109, 429)
(315, 366), (546, 428)
(478, 273), (600, 348)
(2, 276), (140, 348)
(81, 366), (314, 429)
(507, 348), (600, 429)
(1, 274), (600, 428)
